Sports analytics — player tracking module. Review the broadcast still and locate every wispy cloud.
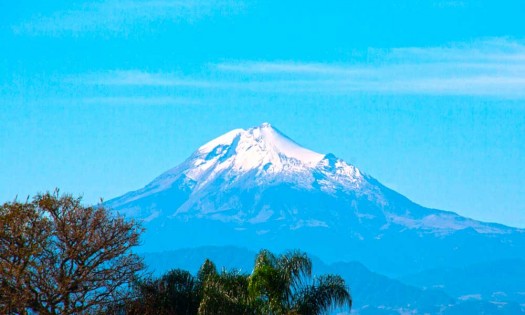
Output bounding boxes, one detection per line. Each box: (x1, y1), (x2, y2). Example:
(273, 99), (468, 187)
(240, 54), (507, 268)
(78, 96), (200, 106)
(68, 39), (525, 98)
(214, 62), (372, 76)
(9, 96), (201, 107)
(71, 70), (217, 87)
(13, 0), (245, 36)
(388, 38), (525, 62)
(213, 39), (525, 97)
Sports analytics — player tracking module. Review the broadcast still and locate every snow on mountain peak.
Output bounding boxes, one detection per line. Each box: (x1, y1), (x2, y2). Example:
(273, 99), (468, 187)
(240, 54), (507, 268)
(198, 128), (244, 155)
(246, 122), (324, 165)
(111, 122), (386, 222)
(196, 123), (324, 168)
(136, 122), (367, 198)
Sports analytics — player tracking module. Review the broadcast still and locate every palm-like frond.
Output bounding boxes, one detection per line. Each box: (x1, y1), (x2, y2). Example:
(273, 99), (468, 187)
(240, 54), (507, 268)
(249, 249), (314, 314)
(126, 251), (351, 315)
(249, 263), (285, 314)
(128, 269), (201, 314)
(197, 259), (218, 283)
(159, 269), (200, 314)
(293, 274), (352, 315)
(277, 250), (312, 290)
(199, 269), (256, 315)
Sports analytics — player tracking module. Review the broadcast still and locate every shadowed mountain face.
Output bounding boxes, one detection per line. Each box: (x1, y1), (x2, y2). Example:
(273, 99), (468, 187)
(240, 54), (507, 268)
(106, 123), (525, 276)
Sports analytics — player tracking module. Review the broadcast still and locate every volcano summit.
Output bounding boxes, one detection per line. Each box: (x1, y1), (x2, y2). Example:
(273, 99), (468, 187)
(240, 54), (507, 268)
(107, 123), (525, 276)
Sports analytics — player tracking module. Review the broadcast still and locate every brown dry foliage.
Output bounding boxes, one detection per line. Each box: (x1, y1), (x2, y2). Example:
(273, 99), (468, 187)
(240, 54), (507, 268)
(0, 191), (143, 315)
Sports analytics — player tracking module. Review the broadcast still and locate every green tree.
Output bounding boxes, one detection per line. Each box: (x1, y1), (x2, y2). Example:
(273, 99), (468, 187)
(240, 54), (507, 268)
(123, 259), (256, 315)
(248, 250), (351, 315)
(197, 250), (351, 315)
(124, 269), (201, 315)
(114, 251), (351, 314)
(198, 261), (257, 315)
(0, 191), (143, 314)
(125, 250), (352, 315)
(293, 275), (352, 315)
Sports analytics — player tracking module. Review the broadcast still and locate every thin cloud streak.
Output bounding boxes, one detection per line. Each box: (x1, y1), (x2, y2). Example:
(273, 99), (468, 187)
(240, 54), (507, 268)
(70, 39), (525, 98)
(79, 96), (201, 106)
(215, 62), (373, 76)
(3, 96), (201, 107)
(388, 38), (525, 62)
(74, 70), (217, 88)
(213, 39), (525, 97)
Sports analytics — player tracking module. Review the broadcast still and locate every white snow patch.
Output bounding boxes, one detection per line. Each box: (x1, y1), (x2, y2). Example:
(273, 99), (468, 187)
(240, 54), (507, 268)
(197, 128), (243, 154)
(249, 207), (274, 224)
(290, 219), (329, 230)
(255, 123), (324, 165)
(387, 213), (508, 234)
(143, 210), (161, 222)
(458, 294), (482, 301)
(305, 219), (329, 228)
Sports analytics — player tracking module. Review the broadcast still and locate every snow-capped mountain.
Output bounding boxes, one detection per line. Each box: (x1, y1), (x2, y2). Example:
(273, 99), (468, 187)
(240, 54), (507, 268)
(107, 123), (525, 276)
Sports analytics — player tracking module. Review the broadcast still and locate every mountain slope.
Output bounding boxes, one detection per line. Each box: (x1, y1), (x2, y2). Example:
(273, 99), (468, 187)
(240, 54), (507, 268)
(106, 123), (525, 276)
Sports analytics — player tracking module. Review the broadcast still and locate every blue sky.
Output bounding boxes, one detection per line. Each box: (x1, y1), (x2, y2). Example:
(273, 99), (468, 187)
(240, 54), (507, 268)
(1, 0), (525, 227)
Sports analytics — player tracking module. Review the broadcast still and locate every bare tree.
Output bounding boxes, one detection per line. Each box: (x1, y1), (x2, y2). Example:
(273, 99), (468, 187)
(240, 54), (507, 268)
(0, 191), (144, 314)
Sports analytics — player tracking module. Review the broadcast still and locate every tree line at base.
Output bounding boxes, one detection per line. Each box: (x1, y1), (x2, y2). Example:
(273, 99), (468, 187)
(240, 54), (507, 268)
(115, 250), (351, 315)
(0, 191), (351, 315)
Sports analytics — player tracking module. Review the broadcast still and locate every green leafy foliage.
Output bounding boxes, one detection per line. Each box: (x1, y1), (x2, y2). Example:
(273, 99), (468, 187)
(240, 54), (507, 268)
(122, 249), (351, 315)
